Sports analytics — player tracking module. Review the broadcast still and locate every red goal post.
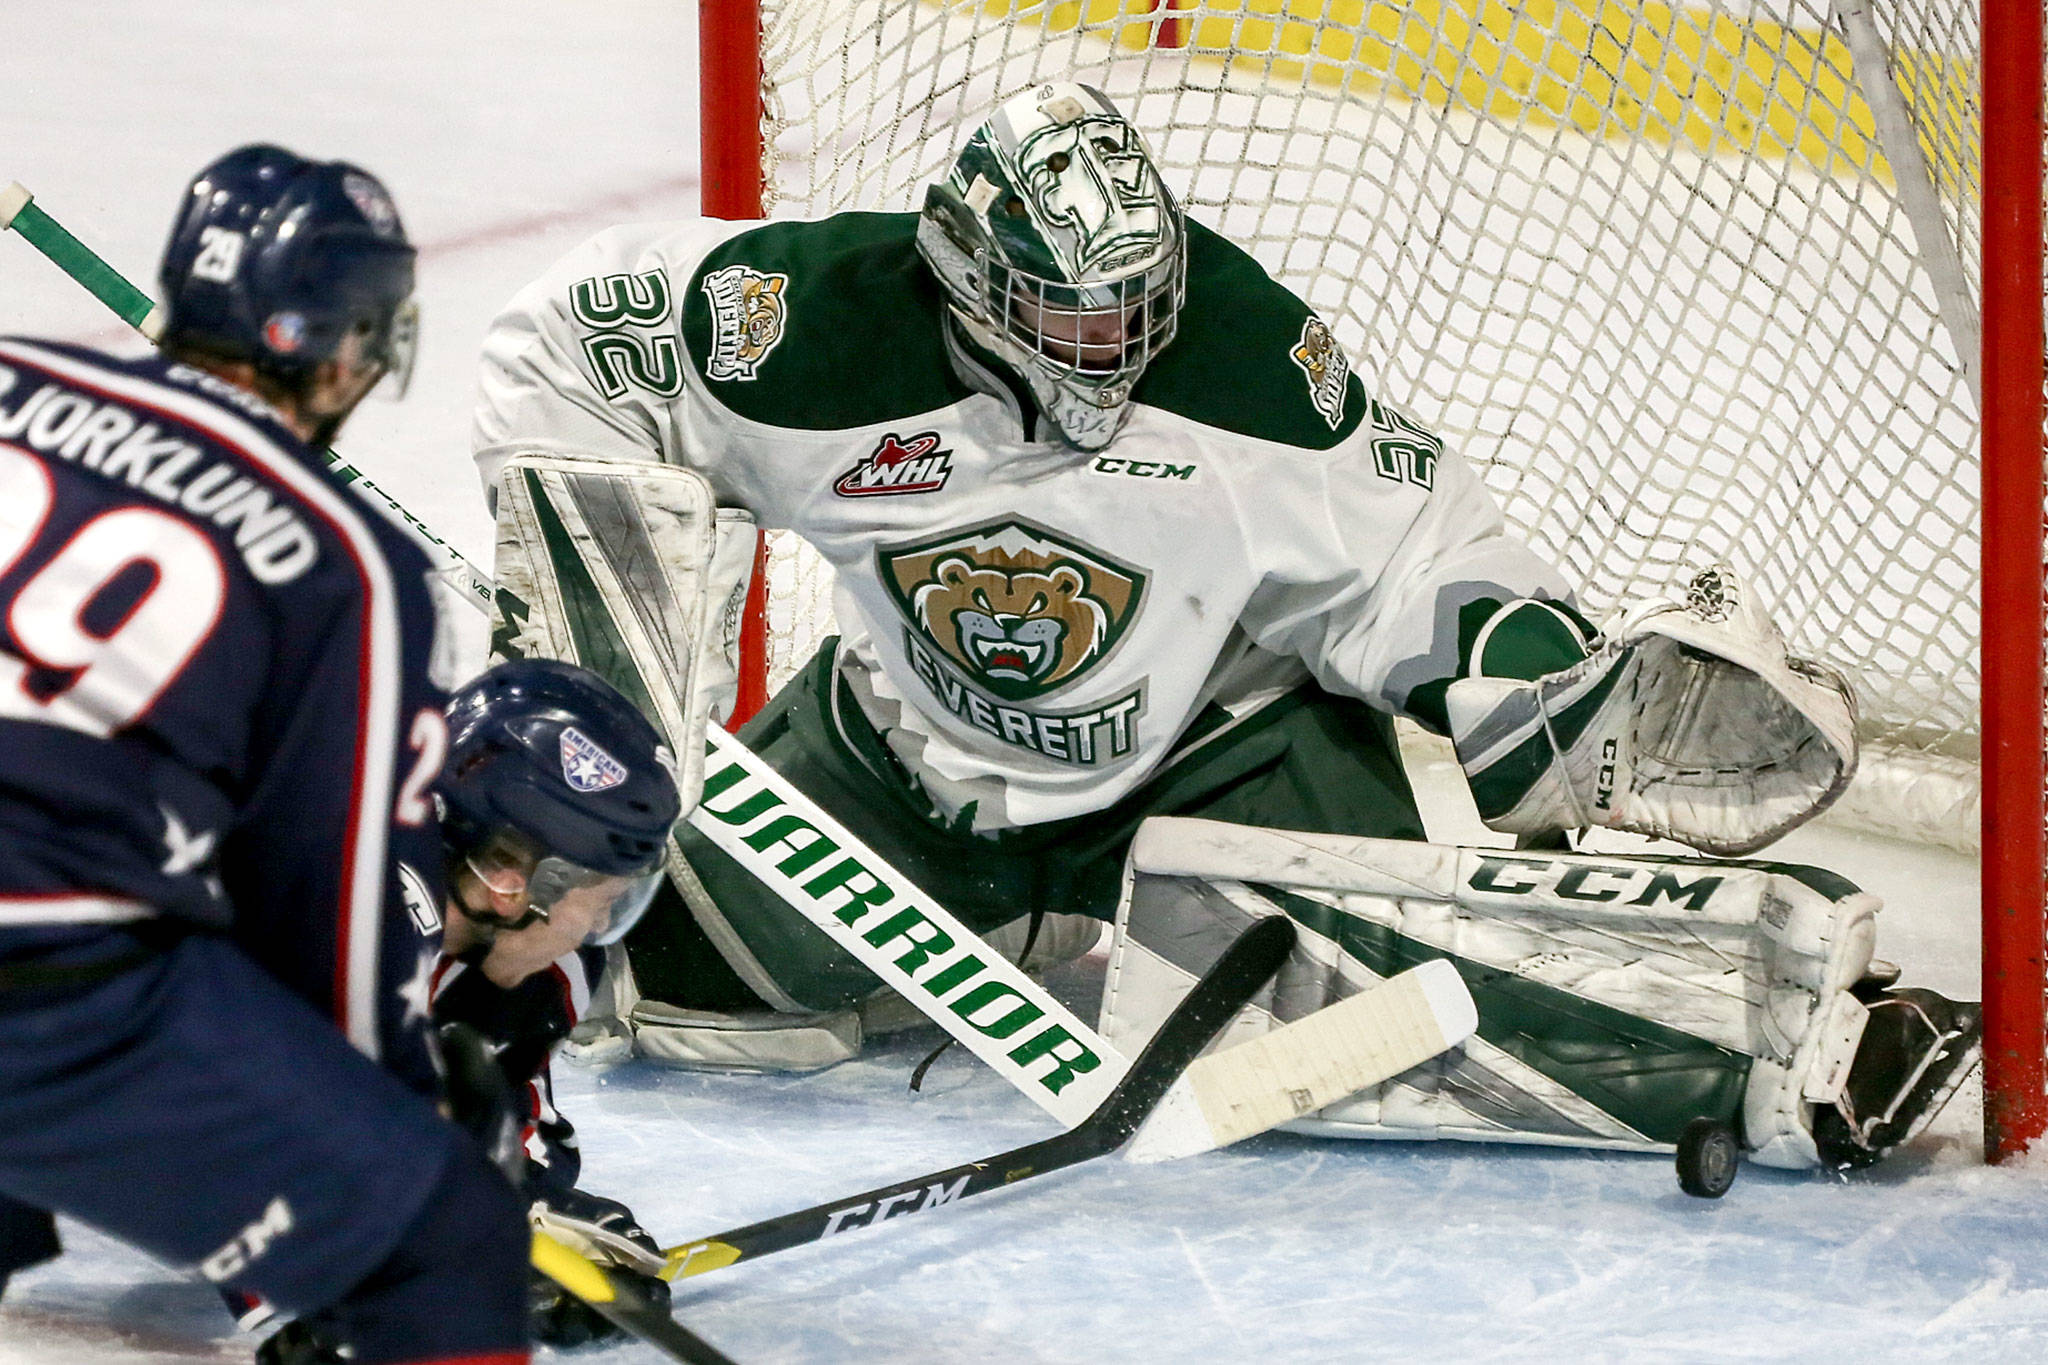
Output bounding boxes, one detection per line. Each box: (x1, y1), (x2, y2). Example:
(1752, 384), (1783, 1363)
(699, 0), (2047, 1158)
(1978, 0), (2045, 1160)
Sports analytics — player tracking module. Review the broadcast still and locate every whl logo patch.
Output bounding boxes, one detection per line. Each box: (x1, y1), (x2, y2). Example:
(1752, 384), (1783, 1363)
(560, 726), (628, 792)
(835, 431), (954, 497)
(880, 519), (1145, 703)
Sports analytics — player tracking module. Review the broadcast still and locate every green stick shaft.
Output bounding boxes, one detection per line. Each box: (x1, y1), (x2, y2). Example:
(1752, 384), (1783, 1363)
(4, 181), (497, 614)
(3, 185), (162, 339)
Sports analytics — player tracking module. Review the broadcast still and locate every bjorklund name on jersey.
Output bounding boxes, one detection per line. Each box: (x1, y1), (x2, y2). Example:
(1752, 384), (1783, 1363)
(0, 365), (319, 584)
(902, 628), (1144, 766)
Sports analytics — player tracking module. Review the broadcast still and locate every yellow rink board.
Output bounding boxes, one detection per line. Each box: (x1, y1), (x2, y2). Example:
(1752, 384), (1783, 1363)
(972, 0), (1972, 183)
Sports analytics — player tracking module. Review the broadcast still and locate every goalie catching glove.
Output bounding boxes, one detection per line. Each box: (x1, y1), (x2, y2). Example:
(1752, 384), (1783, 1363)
(1446, 567), (1857, 856)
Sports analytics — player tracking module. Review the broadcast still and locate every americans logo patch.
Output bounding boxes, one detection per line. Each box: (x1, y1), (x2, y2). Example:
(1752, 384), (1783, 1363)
(835, 431), (954, 497)
(700, 264), (788, 381)
(560, 726), (628, 793)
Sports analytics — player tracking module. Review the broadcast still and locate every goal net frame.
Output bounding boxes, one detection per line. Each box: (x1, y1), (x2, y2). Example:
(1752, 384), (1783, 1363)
(698, 0), (2045, 1158)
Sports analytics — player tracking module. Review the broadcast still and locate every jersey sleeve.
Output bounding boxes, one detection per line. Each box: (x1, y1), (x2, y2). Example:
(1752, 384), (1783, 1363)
(1237, 411), (1579, 732)
(471, 219), (750, 503)
(222, 554), (449, 1094)
(430, 947), (598, 1196)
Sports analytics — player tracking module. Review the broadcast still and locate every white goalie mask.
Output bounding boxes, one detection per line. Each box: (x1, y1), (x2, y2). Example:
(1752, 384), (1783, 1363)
(917, 83), (1186, 450)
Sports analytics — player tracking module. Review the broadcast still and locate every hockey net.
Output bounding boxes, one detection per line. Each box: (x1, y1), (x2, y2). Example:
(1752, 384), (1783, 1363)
(703, 2), (2044, 1144)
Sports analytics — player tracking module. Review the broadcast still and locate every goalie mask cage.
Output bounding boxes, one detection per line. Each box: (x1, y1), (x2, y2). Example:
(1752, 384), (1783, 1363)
(699, 0), (2046, 1156)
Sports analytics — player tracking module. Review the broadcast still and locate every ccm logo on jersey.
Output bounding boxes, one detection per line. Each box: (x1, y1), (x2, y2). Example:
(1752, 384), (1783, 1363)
(198, 1196), (294, 1281)
(1465, 854), (1725, 910)
(835, 431), (953, 497)
(1090, 456), (1194, 481)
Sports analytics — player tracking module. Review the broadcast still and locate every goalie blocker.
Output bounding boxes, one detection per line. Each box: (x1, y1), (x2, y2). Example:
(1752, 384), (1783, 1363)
(1104, 818), (1980, 1173)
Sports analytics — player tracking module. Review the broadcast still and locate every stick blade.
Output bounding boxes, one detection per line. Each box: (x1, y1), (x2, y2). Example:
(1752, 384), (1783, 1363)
(1086, 913), (1299, 1147)
(1126, 957), (1476, 1163)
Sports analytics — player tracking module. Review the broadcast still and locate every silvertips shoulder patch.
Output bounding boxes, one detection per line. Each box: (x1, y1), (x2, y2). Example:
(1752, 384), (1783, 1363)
(700, 264), (789, 381)
(1290, 315), (1350, 430)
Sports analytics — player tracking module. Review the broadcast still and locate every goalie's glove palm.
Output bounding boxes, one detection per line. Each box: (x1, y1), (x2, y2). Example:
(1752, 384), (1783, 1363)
(1447, 568), (1857, 855)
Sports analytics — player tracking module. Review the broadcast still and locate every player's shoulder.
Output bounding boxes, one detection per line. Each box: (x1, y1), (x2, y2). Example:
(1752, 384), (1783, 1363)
(0, 336), (304, 449)
(1133, 220), (1368, 451)
(678, 211), (973, 429)
(0, 336), (428, 597)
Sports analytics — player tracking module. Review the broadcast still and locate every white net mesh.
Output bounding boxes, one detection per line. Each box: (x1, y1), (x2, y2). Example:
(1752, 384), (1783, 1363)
(745, 0), (1984, 844)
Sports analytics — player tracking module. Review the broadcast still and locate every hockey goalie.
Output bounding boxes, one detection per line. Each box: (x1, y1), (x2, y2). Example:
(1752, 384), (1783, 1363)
(467, 83), (1979, 1181)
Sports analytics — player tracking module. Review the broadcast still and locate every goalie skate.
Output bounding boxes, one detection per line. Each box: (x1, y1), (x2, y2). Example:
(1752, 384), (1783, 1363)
(1814, 988), (1984, 1170)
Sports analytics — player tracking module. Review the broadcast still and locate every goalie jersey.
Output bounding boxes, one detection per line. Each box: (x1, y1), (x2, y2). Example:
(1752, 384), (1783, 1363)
(474, 213), (1571, 829)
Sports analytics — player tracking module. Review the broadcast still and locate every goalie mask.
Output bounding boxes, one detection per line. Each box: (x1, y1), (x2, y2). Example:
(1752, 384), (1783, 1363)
(440, 659), (681, 947)
(917, 83), (1185, 451)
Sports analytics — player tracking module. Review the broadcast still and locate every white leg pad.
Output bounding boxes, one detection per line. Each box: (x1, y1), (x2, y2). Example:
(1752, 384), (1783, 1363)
(628, 1000), (861, 1073)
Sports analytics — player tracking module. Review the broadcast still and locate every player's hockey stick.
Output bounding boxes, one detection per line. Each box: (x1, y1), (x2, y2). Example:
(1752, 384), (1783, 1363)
(531, 1230), (740, 1365)
(630, 917), (1296, 1280)
(559, 938), (1467, 1282)
(1, 182), (497, 613)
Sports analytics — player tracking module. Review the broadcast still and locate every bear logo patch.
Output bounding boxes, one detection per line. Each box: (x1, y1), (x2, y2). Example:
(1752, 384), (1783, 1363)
(1290, 315), (1350, 430)
(880, 520), (1146, 703)
(701, 264), (789, 381)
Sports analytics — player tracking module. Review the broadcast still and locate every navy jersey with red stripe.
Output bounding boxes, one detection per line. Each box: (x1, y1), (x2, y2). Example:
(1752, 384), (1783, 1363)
(0, 339), (455, 1092)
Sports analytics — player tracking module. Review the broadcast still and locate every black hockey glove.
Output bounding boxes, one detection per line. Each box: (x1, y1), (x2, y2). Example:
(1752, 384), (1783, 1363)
(528, 1186), (668, 1347)
(438, 1020), (525, 1183)
(0, 1196), (59, 1298)
(530, 1262), (672, 1347)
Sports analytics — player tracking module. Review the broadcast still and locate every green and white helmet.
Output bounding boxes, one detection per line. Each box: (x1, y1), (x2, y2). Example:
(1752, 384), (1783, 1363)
(916, 83), (1186, 450)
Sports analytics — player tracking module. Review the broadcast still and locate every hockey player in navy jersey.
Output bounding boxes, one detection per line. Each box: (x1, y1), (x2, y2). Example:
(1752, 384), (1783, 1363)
(0, 146), (534, 1365)
(430, 659), (681, 1349)
(250, 660), (683, 1358)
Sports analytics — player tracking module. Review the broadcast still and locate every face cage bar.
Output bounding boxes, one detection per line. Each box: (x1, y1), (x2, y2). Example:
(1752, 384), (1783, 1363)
(982, 249), (1185, 396)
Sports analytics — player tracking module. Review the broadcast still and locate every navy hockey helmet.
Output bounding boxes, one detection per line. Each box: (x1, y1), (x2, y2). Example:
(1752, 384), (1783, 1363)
(440, 659), (680, 945)
(158, 144), (419, 394)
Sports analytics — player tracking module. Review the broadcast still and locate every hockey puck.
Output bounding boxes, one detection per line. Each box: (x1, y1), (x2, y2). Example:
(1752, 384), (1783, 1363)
(1675, 1117), (1741, 1198)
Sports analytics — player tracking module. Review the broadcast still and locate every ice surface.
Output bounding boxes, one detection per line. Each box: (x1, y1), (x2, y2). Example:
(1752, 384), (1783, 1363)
(5, 3), (2046, 1362)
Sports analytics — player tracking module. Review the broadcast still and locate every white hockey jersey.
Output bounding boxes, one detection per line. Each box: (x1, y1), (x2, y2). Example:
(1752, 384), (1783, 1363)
(473, 212), (1569, 830)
